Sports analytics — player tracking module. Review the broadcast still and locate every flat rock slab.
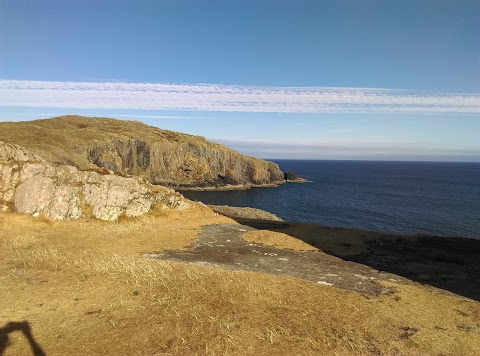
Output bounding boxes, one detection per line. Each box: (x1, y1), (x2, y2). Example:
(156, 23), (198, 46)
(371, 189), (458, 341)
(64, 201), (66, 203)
(145, 224), (408, 296)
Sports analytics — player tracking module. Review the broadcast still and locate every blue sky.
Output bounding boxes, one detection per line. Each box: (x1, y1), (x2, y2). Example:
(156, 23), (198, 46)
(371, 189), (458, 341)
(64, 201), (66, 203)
(0, 0), (479, 161)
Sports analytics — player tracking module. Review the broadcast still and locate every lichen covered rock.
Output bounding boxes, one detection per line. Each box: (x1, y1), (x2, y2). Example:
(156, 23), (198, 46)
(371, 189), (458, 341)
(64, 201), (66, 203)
(0, 141), (190, 220)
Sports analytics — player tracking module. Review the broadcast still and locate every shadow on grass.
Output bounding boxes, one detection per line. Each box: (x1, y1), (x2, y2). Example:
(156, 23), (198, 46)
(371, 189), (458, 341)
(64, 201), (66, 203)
(227, 216), (480, 302)
(0, 321), (46, 356)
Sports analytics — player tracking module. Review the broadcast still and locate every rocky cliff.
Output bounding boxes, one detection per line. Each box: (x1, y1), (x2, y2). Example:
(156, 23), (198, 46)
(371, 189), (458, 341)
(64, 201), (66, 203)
(0, 116), (285, 189)
(0, 141), (190, 221)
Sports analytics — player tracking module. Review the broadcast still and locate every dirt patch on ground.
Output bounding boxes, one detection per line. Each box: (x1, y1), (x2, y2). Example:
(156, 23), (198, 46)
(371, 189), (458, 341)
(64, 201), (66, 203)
(147, 223), (408, 296)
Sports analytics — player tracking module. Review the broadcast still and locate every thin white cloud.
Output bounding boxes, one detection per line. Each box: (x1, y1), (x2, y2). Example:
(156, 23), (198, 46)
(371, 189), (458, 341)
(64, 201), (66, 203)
(0, 79), (479, 114)
(113, 114), (212, 120)
(212, 138), (480, 161)
(21, 113), (210, 119)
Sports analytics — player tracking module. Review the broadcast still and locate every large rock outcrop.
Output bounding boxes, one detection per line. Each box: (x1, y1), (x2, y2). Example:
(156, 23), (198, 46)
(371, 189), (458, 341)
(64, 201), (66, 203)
(0, 141), (190, 221)
(0, 116), (285, 189)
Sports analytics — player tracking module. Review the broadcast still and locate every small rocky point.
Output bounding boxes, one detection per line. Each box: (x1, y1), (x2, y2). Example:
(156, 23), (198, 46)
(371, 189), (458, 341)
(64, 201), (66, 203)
(208, 204), (283, 221)
(0, 141), (190, 221)
(284, 171), (309, 183)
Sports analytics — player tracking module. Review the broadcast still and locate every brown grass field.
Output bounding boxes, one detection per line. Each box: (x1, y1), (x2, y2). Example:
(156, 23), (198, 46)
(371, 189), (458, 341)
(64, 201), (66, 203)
(1, 206), (479, 355)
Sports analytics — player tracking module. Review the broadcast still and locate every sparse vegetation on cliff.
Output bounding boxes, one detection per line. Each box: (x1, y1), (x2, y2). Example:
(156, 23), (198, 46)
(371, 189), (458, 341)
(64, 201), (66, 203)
(0, 116), (285, 189)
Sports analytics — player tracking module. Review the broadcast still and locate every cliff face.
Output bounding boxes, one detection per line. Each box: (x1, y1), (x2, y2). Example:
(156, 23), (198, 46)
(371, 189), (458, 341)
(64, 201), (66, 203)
(0, 116), (284, 189)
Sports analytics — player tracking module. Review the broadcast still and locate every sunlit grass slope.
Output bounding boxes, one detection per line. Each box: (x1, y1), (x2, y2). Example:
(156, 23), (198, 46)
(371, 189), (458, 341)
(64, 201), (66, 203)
(1, 208), (479, 355)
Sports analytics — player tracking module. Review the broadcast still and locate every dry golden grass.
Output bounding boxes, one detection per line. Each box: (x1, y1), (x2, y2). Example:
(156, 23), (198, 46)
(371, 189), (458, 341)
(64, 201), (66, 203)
(1, 210), (479, 355)
(242, 230), (317, 251)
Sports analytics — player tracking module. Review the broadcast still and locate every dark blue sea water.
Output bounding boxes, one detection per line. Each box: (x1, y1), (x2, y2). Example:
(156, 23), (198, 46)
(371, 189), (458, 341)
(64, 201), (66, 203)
(181, 160), (480, 239)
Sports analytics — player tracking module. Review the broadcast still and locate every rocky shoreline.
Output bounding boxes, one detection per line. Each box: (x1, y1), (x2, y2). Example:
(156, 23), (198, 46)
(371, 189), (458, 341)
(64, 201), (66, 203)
(175, 181), (285, 191)
(283, 177), (311, 183)
(174, 174), (310, 191)
(208, 204), (284, 221)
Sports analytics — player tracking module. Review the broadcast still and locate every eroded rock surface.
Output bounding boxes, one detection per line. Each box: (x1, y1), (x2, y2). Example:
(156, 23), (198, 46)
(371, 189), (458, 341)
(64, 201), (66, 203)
(0, 141), (190, 220)
(146, 224), (404, 296)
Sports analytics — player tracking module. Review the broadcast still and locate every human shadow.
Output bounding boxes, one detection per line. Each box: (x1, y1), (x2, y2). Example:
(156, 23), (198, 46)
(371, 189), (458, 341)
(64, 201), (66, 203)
(0, 321), (46, 356)
(225, 216), (480, 302)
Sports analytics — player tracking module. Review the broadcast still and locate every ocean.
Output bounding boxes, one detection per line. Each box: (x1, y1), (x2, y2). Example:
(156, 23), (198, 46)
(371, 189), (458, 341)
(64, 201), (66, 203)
(181, 160), (480, 240)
